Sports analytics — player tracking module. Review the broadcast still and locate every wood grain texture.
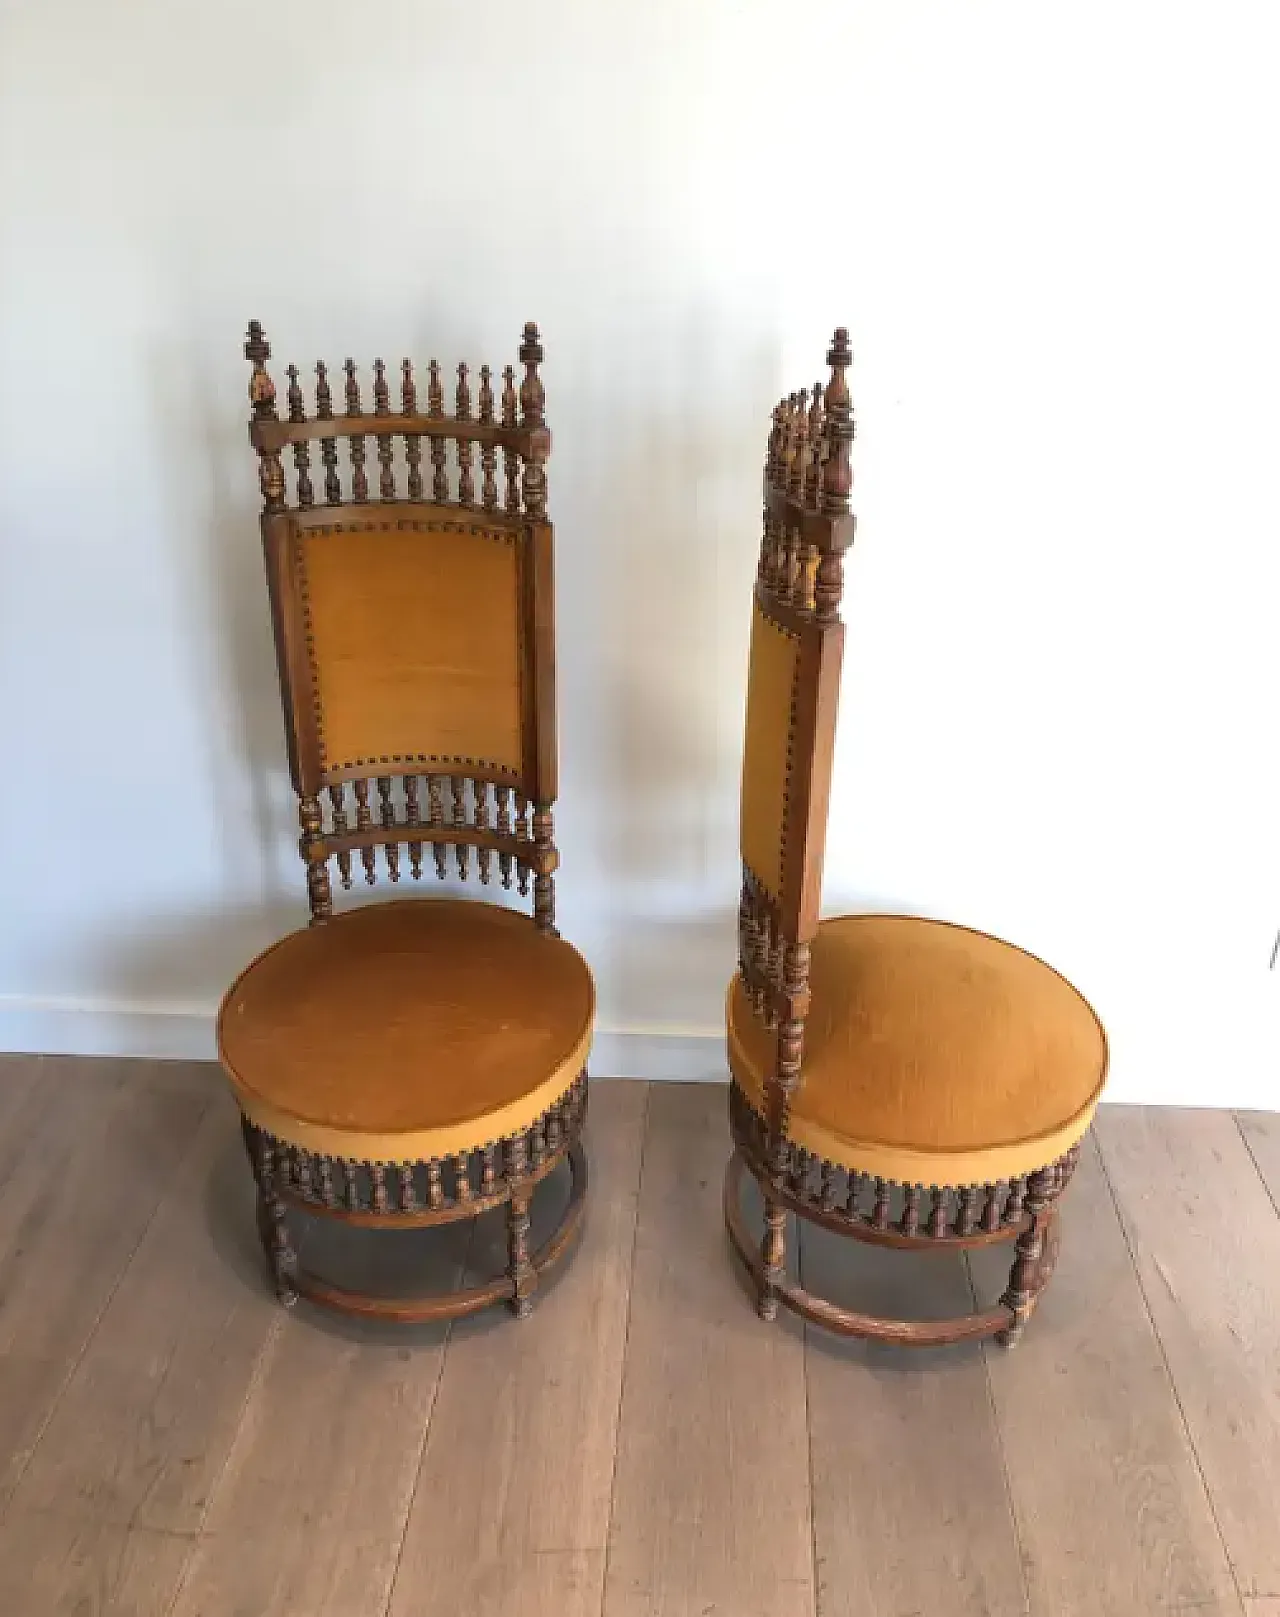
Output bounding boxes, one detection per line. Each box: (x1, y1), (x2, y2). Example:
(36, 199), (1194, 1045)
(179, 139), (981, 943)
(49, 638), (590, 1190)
(1236, 1111), (1280, 1210)
(11, 1093), (279, 1533)
(0, 1060), (210, 1504)
(1245, 1602), (1280, 1616)
(970, 1133), (1242, 1616)
(387, 1080), (647, 1617)
(1095, 1106), (1280, 1599)
(170, 1217), (471, 1617)
(0, 1508), (193, 1617)
(603, 1083), (815, 1617)
(800, 1221), (1027, 1616)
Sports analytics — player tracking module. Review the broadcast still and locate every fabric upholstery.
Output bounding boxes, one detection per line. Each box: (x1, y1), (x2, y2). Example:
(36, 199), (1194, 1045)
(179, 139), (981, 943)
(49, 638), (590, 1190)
(728, 913), (1107, 1185)
(740, 603), (799, 901)
(218, 899), (594, 1161)
(299, 520), (524, 776)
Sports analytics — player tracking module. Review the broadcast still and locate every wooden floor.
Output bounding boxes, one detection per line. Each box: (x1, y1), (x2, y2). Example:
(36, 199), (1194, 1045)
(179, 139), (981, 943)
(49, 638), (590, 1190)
(1, 1059), (1279, 1616)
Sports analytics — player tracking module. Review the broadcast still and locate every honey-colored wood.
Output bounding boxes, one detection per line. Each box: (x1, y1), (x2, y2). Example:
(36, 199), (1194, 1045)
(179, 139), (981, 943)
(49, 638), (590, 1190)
(604, 1084), (815, 1617)
(388, 1082), (646, 1617)
(1095, 1107), (1280, 1598)
(970, 1136), (1243, 1616)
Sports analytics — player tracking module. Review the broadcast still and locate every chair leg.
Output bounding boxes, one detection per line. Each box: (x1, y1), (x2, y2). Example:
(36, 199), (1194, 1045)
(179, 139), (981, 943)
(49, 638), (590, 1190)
(996, 1208), (1052, 1348)
(506, 1187), (536, 1319)
(759, 1196), (787, 1322)
(243, 1121), (298, 1308)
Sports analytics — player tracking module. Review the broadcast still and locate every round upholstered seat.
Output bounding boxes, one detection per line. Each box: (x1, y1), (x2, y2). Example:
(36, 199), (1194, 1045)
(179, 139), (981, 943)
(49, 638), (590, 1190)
(728, 914), (1107, 1187)
(218, 899), (595, 1163)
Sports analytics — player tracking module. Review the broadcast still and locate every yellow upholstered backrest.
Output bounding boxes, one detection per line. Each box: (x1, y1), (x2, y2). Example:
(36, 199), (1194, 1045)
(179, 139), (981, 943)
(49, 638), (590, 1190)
(295, 514), (525, 781)
(740, 602), (801, 904)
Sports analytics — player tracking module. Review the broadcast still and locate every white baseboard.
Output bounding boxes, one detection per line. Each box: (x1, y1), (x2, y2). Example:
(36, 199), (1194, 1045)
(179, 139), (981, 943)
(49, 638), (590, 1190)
(0, 996), (727, 1083)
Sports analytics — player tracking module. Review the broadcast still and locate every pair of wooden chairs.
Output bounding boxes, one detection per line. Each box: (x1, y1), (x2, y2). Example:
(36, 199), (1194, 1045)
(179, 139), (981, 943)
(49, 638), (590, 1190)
(220, 321), (1107, 1346)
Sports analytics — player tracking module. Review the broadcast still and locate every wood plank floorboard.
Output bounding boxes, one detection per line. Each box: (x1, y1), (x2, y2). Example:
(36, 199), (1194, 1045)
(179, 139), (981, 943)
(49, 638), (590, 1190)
(970, 1133), (1242, 1617)
(1095, 1106), (1280, 1600)
(602, 1083), (815, 1617)
(387, 1080), (647, 1617)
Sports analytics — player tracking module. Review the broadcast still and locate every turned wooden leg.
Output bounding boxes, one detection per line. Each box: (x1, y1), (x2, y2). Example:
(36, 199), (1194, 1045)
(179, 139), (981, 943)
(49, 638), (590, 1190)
(506, 1190), (535, 1318)
(243, 1121), (298, 1309)
(997, 1165), (1057, 1348)
(759, 1196), (787, 1322)
(505, 1137), (536, 1318)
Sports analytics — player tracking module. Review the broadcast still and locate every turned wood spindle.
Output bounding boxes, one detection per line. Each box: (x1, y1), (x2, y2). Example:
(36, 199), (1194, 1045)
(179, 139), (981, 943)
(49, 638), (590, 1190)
(343, 359), (369, 502)
(900, 1183), (922, 1237)
(377, 776), (399, 881)
(474, 781), (492, 883)
(342, 1160), (361, 1211)
(371, 1163), (389, 1214)
(397, 1163), (417, 1213)
(327, 783), (353, 889)
(805, 382), (825, 510)
(427, 774), (447, 879)
(426, 1160), (444, 1210)
(451, 776), (469, 878)
(927, 1186), (950, 1239)
(455, 1150), (472, 1204)
(518, 322), (547, 519)
(787, 387), (809, 503)
(819, 1162), (837, 1211)
(482, 1145), (497, 1196)
(844, 1171), (863, 1219)
(956, 1184), (981, 1237)
(768, 942), (810, 1178)
(285, 365), (315, 507)
(319, 1157), (337, 1209)
(298, 794), (332, 921)
(1005, 1177), (1027, 1225)
(871, 1179), (891, 1231)
(428, 359), (448, 501)
(352, 778), (376, 883)
(245, 321), (285, 512)
(816, 327), (854, 622)
(501, 363), (520, 512)
(373, 359), (396, 500)
(515, 791), (531, 896)
(315, 361), (342, 504)
(478, 364), (498, 509)
(404, 774), (423, 878)
(495, 784), (513, 888)
(295, 1149), (314, 1201)
(401, 359), (424, 500)
(999, 1166), (1058, 1345)
(981, 1182), (1004, 1233)
(455, 363), (475, 504)
(533, 803), (556, 934)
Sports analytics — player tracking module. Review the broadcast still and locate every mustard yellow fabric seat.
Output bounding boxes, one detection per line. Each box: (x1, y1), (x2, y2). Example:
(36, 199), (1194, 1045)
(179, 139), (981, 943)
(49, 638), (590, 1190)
(728, 914), (1107, 1188)
(219, 899), (595, 1164)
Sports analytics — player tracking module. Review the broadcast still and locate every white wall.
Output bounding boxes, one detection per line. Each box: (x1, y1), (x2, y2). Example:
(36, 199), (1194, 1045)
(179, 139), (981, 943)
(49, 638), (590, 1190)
(1, 0), (1277, 1104)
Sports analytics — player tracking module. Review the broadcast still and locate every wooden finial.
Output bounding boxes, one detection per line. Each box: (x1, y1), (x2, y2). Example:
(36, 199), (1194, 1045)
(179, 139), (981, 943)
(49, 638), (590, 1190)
(343, 360), (368, 502)
(373, 358), (390, 415)
(805, 382), (825, 508)
(343, 358), (361, 416)
(315, 362), (341, 504)
(518, 322), (545, 427)
(455, 364), (474, 504)
(427, 359), (443, 416)
(402, 360), (423, 500)
(400, 358), (417, 413)
(479, 365), (498, 509)
(245, 321), (278, 420)
(455, 361), (472, 420)
(787, 388), (809, 500)
(285, 363), (306, 424)
(821, 327), (854, 516)
(500, 363), (517, 428)
(518, 323), (548, 518)
(373, 360), (395, 499)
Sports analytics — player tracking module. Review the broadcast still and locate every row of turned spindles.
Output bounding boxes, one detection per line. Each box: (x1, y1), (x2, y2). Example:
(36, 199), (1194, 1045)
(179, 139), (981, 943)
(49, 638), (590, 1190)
(245, 320), (547, 517)
(322, 774), (534, 892)
(739, 882), (784, 1026)
(260, 1076), (586, 1216)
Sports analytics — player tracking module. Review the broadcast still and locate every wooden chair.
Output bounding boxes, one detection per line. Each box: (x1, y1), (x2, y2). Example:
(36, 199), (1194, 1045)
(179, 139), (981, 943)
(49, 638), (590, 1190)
(219, 320), (592, 1324)
(723, 330), (1108, 1346)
